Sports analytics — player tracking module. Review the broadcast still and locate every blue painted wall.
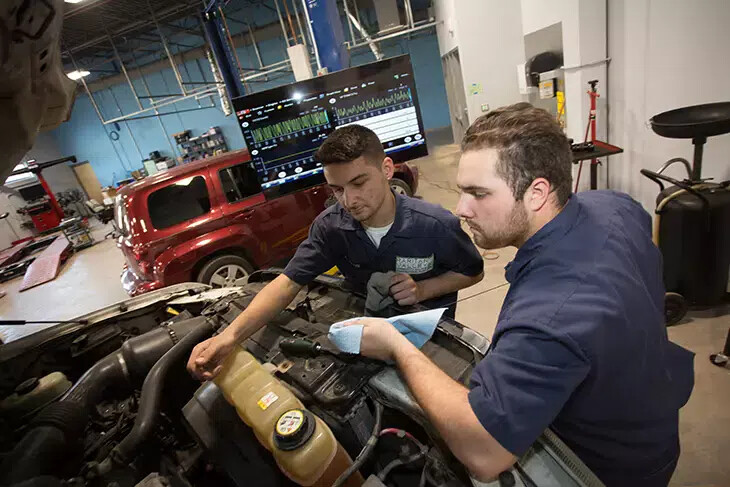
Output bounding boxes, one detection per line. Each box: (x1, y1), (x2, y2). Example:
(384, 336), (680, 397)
(52, 29), (450, 187)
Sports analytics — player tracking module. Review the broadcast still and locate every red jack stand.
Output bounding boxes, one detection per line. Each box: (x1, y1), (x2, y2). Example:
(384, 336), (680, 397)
(571, 81), (623, 191)
(587, 80), (600, 190)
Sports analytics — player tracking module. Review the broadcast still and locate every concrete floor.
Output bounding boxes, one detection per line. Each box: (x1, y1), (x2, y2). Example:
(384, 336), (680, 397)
(0, 224), (129, 343)
(0, 130), (728, 485)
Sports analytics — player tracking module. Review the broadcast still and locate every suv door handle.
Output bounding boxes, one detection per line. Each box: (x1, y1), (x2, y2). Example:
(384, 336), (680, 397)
(241, 208), (256, 220)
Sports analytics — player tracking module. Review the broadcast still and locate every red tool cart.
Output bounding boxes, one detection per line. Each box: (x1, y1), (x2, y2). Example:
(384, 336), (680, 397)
(9, 156), (76, 233)
(23, 200), (62, 232)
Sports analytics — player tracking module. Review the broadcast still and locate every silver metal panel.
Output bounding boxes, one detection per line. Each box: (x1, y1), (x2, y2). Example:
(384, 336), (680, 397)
(442, 48), (469, 143)
(374, 0), (402, 33)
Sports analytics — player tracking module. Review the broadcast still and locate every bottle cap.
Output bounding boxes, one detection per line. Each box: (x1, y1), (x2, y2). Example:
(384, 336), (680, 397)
(15, 377), (39, 395)
(273, 409), (316, 451)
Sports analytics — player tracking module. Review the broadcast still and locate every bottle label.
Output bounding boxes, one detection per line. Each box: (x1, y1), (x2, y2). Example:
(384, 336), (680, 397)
(257, 391), (279, 410)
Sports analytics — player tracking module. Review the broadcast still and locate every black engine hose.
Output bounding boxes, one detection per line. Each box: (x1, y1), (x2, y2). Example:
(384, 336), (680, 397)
(331, 399), (384, 487)
(61, 351), (129, 410)
(0, 402), (87, 485)
(62, 316), (209, 411)
(102, 318), (214, 469)
(378, 449), (428, 482)
(7, 476), (64, 487)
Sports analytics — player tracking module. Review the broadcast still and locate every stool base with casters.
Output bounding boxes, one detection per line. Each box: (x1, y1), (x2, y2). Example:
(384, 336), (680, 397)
(664, 292), (688, 326)
(710, 327), (730, 370)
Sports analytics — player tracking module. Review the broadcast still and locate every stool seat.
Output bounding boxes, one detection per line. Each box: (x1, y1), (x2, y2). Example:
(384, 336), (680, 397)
(650, 102), (730, 139)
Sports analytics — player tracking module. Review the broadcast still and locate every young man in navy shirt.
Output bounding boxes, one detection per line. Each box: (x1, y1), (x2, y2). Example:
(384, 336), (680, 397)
(188, 125), (484, 380)
(353, 104), (695, 486)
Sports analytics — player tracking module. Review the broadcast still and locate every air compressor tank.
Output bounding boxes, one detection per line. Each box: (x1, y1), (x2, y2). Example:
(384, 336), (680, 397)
(656, 182), (730, 306)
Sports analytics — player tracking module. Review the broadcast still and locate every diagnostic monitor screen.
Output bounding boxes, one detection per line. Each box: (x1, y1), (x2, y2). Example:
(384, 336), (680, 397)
(232, 55), (427, 195)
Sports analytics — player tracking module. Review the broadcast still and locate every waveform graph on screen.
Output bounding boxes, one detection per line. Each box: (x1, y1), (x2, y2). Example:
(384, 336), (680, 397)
(335, 88), (413, 119)
(250, 111), (331, 144)
(335, 88), (419, 144)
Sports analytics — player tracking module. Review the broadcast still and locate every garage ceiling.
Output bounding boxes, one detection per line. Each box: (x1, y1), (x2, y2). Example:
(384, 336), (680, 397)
(61, 0), (204, 73)
(58, 0), (435, 84)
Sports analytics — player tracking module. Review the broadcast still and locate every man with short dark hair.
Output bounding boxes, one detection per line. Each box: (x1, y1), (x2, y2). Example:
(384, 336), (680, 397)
(188, 124), (484, 380)
(352, 103), (695, 486)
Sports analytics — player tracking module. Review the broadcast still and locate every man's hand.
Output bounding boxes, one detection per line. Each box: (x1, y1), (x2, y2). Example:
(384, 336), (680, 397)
(390, 273), (422, 305)
(348, 317), (412, 362)
(351, 319), (517, 480)
(185, 274), (304, 381)
(187, 332), (236, 381)
(390, 271), (484, 306)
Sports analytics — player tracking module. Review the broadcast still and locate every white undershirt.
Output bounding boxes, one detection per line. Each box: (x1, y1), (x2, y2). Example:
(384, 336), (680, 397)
(364, 221), (394, 249)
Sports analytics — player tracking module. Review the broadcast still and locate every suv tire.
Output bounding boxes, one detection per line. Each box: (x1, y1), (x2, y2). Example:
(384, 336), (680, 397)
(390, 177), (413, 197)
(197, 254), (255, 288)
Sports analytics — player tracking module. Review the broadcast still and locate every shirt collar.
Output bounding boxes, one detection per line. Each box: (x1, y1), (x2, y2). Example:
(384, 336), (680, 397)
(504, 194), (580, 283)
(336, 191), (410, 234)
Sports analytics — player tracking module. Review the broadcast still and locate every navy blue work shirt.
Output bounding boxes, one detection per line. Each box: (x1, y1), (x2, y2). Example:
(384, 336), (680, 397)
(468, 191), (694, 486)
(283, 192), (483, 313)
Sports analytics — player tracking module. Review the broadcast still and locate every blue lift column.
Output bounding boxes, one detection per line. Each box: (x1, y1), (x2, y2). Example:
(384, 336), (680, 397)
(203, 1), (245, 99)
(304, 0), (350, 72)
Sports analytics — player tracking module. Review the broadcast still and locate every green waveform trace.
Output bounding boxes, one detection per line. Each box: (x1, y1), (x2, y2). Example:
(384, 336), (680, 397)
(335, 89), (412, 118)
(251, 111), (330, 143)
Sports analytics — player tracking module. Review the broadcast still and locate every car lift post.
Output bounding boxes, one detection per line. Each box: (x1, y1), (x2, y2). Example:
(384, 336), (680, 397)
(202, 0), (246, 100)
(200, 0), (347, 108)
(302, 0), (350, 72)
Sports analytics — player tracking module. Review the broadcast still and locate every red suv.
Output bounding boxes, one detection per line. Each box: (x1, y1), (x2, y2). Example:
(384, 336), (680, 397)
(116, 149), (418, 296)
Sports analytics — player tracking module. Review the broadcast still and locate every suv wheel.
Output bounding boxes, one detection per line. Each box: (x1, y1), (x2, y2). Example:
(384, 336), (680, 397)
(197, 255), (255, 288)
(390, 178), (413, 197)
(664, 292), (687, 326)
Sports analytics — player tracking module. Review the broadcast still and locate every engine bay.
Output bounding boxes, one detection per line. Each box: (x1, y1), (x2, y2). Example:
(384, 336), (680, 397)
(0, 272), (601, 487)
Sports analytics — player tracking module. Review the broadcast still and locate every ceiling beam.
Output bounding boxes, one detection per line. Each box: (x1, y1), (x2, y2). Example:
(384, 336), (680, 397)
(84, 20), (287, 93)
(160, 22), (206, 38)
(64, 1), (201, 54)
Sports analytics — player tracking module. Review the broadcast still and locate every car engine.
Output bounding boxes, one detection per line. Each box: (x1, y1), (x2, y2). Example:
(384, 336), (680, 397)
(0, 272), (601, 487)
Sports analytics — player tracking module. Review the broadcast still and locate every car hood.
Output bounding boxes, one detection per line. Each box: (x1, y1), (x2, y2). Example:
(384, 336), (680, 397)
(0, 283), (246, 362)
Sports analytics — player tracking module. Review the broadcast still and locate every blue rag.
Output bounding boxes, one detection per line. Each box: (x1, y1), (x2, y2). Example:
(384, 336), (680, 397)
(328, 308), (447, 354)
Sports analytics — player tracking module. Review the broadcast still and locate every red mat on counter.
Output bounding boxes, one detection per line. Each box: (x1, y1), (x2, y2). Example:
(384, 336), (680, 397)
(0, 241), (31, 268)
(19, 237), (72, 292)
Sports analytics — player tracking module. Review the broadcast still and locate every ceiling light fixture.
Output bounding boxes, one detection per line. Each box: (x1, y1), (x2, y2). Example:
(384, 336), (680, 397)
(65, 0), (85, 4)
(66, 69), (90, 80)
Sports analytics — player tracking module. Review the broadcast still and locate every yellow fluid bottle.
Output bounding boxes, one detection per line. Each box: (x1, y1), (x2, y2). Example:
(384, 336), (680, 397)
(272, 409), (363, 487)
(215, 345), (303, 448)
(214, 346), (362, 486)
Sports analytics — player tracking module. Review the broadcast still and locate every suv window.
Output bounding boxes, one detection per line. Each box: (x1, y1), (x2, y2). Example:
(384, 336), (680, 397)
(114, 194), (130, 236)
(147, 176), (211, 229)
(218, 161), (262, 203)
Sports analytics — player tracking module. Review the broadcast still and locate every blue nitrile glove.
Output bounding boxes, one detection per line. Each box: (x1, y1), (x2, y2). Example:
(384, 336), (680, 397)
(328, 308), (447, 354)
